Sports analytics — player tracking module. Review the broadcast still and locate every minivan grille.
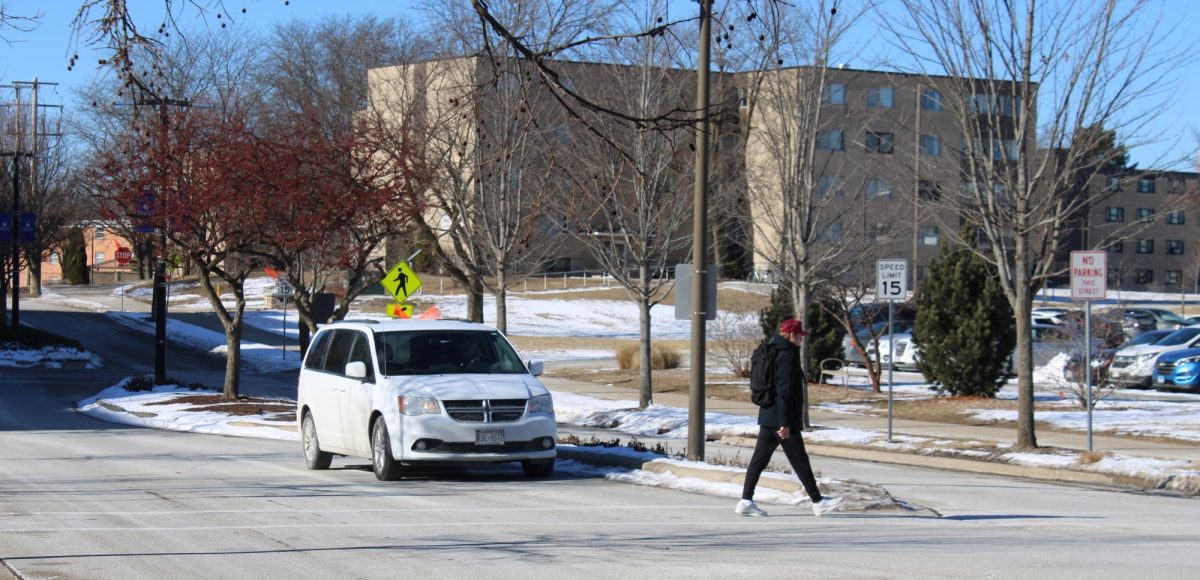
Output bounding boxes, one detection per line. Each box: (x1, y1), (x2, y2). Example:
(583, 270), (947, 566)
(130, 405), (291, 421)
(443, 399), (527, 423)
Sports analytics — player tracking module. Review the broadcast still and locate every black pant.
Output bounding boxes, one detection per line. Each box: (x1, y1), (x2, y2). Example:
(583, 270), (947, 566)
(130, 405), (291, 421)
(741, 425), (823, 502)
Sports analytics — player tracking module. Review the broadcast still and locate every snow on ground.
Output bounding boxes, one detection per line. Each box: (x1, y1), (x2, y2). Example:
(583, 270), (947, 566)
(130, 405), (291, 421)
(428, 294), (693, 339)
(0, 343), (101, 368)
(106, 311), (301, 372)
(970, 399), (1200, 442)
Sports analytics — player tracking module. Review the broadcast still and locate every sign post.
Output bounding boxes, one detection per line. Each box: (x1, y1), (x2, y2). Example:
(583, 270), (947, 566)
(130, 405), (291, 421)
(277, 280), (294, 360)
(115, 247), (131, 311)
(1071, 250), (1107, 451)
(876, 259), (909, 443)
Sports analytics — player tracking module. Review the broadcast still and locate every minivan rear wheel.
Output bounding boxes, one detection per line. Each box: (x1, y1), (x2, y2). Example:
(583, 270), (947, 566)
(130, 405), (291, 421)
(522, 458), (555, 478)
(302, 413), (332, 470)
(371, 419), (403, 481)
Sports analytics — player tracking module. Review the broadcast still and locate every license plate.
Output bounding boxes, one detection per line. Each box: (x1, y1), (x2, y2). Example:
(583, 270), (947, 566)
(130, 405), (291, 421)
(476, 429), (504, 446)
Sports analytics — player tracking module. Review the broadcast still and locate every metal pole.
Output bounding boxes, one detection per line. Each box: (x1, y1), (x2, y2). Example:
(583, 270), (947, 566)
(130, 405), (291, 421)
(687, 0), (712, 462)
(1085, 300), (1093, 451)
(282, 294), (287, 360)
(887, 300), (894, 442)
(9, 157), (18, 327)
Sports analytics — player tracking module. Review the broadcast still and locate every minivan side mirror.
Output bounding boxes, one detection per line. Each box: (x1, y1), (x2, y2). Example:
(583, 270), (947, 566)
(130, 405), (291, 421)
(527, 359), (544, 376)
(345, 361), (368, 380)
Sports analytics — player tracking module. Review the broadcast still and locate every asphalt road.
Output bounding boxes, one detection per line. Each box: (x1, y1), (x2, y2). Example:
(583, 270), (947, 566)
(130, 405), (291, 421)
(2, 302), (1199, 578)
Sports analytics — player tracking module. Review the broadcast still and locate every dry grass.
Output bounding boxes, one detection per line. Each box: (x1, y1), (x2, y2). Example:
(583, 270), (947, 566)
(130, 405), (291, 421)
(143, 394), (297, 422)
(1077, 450), (1112, 465)
(616, 344), (682, 370)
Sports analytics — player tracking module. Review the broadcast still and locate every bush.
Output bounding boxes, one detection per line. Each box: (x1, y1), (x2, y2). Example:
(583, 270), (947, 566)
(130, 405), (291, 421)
(806, 295), (845, 375)
(914, 241), (1015, 397)
(615, 343), (682, 370)
(711, 312), (759, 378)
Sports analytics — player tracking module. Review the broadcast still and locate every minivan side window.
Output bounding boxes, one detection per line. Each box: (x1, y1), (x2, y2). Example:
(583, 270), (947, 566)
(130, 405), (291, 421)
(304, 330), (334, 370)
(348, 332), (375, 382)
(323, 330), (356, 375)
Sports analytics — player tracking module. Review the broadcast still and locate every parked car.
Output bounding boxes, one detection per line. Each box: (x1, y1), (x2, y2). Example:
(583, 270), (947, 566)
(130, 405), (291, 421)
(1152, 348), (1200, 391)
(879, 322), (1062, 373)
(1186, 315), (1200, 325)
(1031, 307), (1072, 325)
(1123, 308), (1189, 331)
(1106, 309), (1158, 335)
(1066, 329), (1175, 384)
(296, 319), (557, 480)
(1108, 326), (1200, 387)
(842, 319), (916, 366)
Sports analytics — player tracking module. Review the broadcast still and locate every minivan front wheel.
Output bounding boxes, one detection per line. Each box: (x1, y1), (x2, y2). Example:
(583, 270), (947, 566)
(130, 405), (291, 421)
(522, 458), (555, 478)
(302, 413), (332, 470)
(371, 419), (403, 481)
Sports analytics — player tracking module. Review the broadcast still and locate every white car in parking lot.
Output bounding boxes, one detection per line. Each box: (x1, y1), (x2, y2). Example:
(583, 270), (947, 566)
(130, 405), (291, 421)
(1108, 326), (1200, 387)
(296, 319), (557, 480)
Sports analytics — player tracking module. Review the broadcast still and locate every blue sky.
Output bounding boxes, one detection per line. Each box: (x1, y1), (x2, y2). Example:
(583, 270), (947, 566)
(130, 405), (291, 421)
(1, 0), (1196, 170)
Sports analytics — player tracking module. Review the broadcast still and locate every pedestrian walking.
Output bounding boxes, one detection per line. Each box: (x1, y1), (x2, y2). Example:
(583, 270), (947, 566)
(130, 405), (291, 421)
(736, 317), (844, 517)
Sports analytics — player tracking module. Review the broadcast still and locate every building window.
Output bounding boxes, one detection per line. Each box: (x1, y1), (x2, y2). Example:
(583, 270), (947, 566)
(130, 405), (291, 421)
(1136, 208), (1155, 223)
(816, 176), (843, 197)
(918, 180), (941, 200)
(94, 227), (105, 239)
(824, 222), (844, 242)
(1135, 239), (1154, 254)
(822, 83), (845, 105)
(1137, 177), (1156, 193)
(1167, 270), (1182, 285)
(870, 223), (889, 242)
(1167, 210), (1185, 225)
(866, 87), (894, 108)
(48, 252), (59, 264)
(920, 134), (940, 156)
(1169, 177), (1185, 192)
(1105, 207), (1124, 222)
(737, 87), (749, 109)
(94, 252), (105, 263)
(1106, 176), (1122, 192)
(921, 89), (942, 111)
(816, 130), (844, 151)
(920, 225), (940, 246)
(1135, 269), (1154, 284)
(1110, 241), (1123, 253)
(1167, 240), (1185, 255)
(865, 131), (894, 154)
(865, 178), (892, 199)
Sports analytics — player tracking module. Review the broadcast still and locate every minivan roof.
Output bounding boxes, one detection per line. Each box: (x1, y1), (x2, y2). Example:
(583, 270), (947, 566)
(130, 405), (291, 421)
(320, 319), (495, 333)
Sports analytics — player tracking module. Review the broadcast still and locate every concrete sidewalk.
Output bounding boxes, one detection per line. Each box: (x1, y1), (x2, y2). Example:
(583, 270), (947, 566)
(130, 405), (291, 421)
(543, 374), (1200, 493)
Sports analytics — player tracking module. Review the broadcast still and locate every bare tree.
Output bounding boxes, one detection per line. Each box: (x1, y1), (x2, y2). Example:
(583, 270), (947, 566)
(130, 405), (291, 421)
(887, 0), (1192, 448)
(556, 2), (695, 408)
(740, 0), (883, 426)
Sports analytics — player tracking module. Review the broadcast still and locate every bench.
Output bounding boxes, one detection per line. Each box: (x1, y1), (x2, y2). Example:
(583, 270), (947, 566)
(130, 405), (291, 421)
(819, 358), (853, 387)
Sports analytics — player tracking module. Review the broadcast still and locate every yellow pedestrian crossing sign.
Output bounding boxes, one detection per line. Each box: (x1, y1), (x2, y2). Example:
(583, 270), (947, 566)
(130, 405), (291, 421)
(381, 260), (422, 303)
(387, 303), (413, 318)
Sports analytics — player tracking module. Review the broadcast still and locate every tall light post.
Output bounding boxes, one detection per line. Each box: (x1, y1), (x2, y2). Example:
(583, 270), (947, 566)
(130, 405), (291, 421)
(688, 0), (713, 461)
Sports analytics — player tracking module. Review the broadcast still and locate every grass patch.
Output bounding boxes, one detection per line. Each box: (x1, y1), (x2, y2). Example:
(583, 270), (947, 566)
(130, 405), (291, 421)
(616, 344), (682, 370)
(1077, 450), (1112, 465)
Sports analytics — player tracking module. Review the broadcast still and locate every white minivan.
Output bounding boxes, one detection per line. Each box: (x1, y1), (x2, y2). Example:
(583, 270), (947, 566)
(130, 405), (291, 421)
(297, 319), (557, 480)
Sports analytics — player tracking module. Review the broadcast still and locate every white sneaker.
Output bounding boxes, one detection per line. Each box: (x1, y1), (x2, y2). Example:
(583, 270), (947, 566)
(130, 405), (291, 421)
(811, 496), (844, 517)
(735, 499), (768, 517)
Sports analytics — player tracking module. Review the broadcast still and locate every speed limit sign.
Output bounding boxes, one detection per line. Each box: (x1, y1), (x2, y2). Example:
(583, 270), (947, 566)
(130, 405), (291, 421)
(876, 259), (908, 301)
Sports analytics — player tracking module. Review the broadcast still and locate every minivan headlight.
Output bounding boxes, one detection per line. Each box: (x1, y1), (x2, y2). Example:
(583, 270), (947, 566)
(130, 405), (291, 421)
(398, 396), (440, 416)
(526, 394), (554, 415)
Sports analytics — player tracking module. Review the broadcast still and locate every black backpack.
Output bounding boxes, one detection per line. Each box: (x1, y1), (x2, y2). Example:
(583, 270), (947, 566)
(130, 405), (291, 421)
(749, 340), (776, 408)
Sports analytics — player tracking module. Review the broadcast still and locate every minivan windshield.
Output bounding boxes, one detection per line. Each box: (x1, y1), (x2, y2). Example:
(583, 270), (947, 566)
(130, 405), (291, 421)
(1155, 327), (1200, 346)
(374, 330), (528, 376)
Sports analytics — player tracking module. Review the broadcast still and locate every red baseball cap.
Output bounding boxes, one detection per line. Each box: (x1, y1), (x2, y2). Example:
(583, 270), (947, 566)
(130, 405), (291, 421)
(779, 318), (808, 336)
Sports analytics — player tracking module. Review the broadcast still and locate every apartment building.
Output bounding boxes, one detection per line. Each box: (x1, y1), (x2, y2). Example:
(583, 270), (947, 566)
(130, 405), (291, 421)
(366, 57), (1194, 288)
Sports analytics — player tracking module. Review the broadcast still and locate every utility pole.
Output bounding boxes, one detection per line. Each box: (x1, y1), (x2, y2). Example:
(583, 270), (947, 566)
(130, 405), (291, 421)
(688, 0), (712, 461)
(134, 94), (191, 385)
(1, 79), (56, 327)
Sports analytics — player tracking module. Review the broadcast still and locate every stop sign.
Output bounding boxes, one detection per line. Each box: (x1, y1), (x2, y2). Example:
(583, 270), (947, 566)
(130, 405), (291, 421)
(115, 247), (133, 265)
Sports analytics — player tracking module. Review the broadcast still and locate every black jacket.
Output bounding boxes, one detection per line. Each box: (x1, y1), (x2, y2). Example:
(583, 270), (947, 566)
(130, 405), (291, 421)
(757, 335), (805, 430)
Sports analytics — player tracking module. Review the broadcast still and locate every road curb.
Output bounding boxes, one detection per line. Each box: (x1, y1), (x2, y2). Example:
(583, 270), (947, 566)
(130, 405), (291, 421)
(557, 446), (803, 494)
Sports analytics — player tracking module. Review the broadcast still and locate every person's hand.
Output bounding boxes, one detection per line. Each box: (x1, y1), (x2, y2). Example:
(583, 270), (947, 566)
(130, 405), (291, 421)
(777, 426), (790, 439)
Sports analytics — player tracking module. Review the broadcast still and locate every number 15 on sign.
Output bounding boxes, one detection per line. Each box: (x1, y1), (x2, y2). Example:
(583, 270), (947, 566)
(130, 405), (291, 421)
(876, 259), (908, 301)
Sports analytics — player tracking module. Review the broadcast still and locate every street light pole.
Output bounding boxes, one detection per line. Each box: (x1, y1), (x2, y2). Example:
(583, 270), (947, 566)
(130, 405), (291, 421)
(687, 0), (712, 461)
